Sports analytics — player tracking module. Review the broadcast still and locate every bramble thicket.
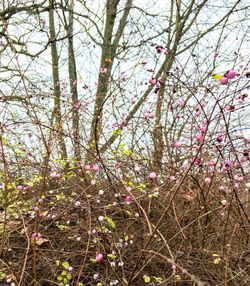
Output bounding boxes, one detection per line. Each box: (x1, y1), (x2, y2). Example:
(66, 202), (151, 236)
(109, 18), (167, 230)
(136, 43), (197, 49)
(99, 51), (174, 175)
(0, 1), (250, 285)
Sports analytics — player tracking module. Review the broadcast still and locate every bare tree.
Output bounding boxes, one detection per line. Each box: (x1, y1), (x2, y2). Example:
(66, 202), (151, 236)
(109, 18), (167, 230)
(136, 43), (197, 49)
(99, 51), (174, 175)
(86, 0), (133, 163)
(48, 0), (68, 161)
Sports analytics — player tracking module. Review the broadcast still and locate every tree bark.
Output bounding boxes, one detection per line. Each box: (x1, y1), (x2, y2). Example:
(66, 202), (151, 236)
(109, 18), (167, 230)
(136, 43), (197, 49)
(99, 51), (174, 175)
(152, 73), (166, 171)
(86, 0), (132, 163)
(49, 0), (68, 161)
(67, 0), (81, 162)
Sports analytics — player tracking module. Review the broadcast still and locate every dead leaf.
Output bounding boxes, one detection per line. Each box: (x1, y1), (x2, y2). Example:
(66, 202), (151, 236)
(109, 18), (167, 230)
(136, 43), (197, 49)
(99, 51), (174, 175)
(182, 190), (197, 202)
(6, 274), (17, 282)
(31, 237), (49, 246)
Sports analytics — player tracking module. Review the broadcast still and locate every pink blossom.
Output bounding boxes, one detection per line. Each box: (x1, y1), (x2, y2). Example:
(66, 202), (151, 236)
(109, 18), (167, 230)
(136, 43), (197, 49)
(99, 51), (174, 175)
(149, 78), (157, 85)
(115, 161), (121, 168)
(40, 19), (46, 26)
(156, 46), (163, 53)
(224, 160), (233, 170)
(205, 177), (212, 184)
(50, 172), (58, 178)
(92, 164), (100, 172)
(237, 97), (244, 104)
(217, 134), (223, 143)
(174, 141), (182, 148)
(207, 161), (215, 167)
(202, 118), (208, 126)
(177, 98), (185, 107)
(125, 195), (133, 204)
(225, 105), (235, 111)
(194, 157), (202, 166)
(96, 253), (104, 264)
(220, 77), (228, 85)
(169, 176), (176, 181)
(98, 190), (104, 195)
(17, 185), (23, 191)
(100, 67), (107, 74)
(134, 165), (140, 171)
(85, 164), (91, 171)
(227, 70), (237, 79)
(238, 176), (244, 182)
(25, 185), (31, 191)
(196, 134), (203, 142)
(201, 125), (208, 133)
(121, 120), (128, 126)
(32, 232), (41, 238)
(144, 110), (154, 119)
(75, 201), (81, 207)
(219, 186), (225, 191)
(235, 162), (241, 169)
(74, 101), (81, 109)
(149, 172), (156, 179)
(234, 175), (239, 181)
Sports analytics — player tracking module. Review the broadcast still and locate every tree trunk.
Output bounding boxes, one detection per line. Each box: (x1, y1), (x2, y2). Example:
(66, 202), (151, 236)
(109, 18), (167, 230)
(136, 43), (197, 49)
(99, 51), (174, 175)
(48, 0), (68, 161)
(152, 73), (166, 171)
(67, 0), (81, 162)
(86, 0), (132, 163)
